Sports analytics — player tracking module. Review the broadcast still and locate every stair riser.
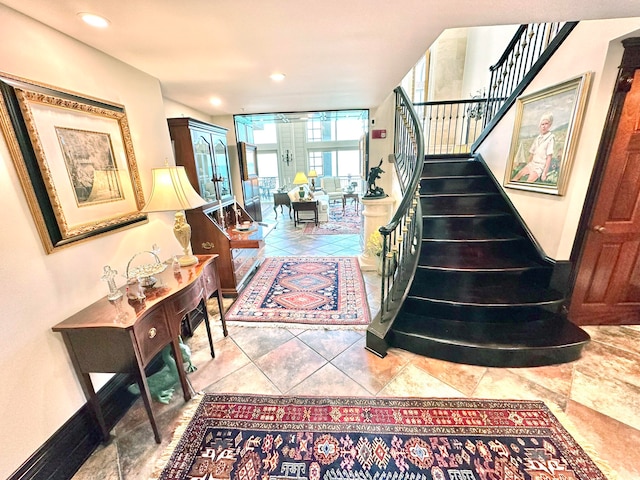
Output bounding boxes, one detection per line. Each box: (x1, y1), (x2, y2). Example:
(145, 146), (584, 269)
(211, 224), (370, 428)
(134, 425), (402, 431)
(420, 177), (496, 194)
(419, 239), (540, 264)
(422, 161), (485, 177)
(421, 215), (522, 239)
(412, 268), (553, 292)
(420, 195), (506, 214)
(390, 331), (586, 367)
(402, 297), (563, 322)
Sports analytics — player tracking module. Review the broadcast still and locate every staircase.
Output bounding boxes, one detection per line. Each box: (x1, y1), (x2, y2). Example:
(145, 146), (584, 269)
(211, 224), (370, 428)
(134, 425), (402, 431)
(383, 156), (589, 367)
(365, 23), (590, 367)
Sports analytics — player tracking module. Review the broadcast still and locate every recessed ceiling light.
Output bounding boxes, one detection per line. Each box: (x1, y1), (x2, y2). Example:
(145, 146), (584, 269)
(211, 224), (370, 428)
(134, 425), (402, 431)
(209, 97), (222, 106)
(270, 73), (286, 82)
(78, 12), (110, 28)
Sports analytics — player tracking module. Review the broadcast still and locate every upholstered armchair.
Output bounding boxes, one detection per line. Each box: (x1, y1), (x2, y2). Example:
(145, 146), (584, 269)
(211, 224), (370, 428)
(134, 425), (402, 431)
(320, 176), (343, 204)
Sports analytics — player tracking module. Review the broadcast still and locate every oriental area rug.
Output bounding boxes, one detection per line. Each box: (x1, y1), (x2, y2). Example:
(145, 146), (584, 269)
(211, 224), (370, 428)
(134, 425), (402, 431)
(153, 394), (612, 480)
(304, 202), (361, 235)
(225, 257), (370, 326)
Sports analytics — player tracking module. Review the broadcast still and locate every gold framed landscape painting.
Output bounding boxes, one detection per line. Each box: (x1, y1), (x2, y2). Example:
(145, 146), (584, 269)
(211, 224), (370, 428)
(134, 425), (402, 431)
(504, 72), (592, 195)
(0, 73), (147, 253)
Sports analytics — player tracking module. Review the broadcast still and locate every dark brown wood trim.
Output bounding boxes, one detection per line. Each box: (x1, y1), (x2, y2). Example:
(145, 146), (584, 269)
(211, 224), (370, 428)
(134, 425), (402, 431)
(8, 374), (137, 480)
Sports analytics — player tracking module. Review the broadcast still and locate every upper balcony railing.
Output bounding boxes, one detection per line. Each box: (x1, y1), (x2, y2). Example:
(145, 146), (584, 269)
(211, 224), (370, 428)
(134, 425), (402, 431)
(413, 98), (486, 155)
(413, 22), (576, 156)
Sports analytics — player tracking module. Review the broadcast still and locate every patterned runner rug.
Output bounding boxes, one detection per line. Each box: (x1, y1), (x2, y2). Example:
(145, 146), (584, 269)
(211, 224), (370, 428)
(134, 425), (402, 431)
(153, 394), (612, 480)
(225, 257), (370, 326)
(304, 202), (361, 235)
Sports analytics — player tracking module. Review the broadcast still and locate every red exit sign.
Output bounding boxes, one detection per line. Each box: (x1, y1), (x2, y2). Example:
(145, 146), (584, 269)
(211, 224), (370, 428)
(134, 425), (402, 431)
(372, 129), (387, 139)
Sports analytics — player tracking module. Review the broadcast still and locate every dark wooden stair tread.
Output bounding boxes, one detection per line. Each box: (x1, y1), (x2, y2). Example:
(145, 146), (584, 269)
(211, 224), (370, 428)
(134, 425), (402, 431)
(391, 312), (590, 367)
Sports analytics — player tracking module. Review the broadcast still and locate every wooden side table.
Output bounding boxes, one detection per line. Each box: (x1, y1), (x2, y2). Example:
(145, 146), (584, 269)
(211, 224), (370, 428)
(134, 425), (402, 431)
(343, 192), (360, 213)
(52, 255), (226, 444)
(292, 200), (318, 226)
(273, 192), (292, 219)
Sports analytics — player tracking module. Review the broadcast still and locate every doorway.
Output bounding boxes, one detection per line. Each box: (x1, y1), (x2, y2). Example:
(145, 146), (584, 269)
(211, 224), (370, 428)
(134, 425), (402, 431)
(569, 38), (640, 325)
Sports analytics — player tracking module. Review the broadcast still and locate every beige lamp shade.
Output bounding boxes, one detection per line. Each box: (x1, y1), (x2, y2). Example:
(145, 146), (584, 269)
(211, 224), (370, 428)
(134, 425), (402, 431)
(292, 172), (308, 185)
(142, 165), (207, 266)
(142, 166), (207, 212)
(308, 170), (318, 178)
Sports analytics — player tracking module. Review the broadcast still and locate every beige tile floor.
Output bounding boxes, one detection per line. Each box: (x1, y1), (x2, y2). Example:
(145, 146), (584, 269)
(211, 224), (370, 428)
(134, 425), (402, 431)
(73, 201), (640, 480)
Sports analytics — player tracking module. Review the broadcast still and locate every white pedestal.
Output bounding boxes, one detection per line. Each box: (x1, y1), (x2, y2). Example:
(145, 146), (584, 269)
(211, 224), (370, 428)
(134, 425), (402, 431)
(358, 196), (396, 271)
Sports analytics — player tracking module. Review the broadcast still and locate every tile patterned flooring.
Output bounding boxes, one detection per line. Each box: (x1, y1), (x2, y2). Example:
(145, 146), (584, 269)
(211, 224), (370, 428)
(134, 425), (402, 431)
(73, 203), (640, 480)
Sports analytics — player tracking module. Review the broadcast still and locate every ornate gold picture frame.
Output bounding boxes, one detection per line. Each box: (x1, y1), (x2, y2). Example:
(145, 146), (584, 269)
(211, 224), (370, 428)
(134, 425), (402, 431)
(0, 73), (147, 253)
(504, 73), (592, 195)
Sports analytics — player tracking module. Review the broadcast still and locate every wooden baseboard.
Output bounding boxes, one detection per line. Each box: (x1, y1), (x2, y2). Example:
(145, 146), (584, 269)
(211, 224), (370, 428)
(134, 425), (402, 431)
(8, 373), (137, 480)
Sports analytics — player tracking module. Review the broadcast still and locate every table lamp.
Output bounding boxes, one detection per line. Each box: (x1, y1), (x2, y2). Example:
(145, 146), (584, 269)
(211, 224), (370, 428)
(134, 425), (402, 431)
(308, 169), (318, 191)
(142, 165), (207, 266)
(293, 172), (308, 200)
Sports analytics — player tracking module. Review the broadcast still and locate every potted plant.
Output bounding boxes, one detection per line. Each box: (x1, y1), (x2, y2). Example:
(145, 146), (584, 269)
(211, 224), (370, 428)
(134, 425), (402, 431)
(366, 230), (383, 258)
(367, 231), (394, 276)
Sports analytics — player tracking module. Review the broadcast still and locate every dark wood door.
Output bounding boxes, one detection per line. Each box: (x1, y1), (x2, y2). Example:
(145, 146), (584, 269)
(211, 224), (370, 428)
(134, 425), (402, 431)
(570, 64), (640, 325)
(242, 177), (262, 221)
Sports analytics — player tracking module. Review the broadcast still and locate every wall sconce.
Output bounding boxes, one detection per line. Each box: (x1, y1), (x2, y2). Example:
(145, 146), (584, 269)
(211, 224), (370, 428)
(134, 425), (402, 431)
(282, 149), (293, 166)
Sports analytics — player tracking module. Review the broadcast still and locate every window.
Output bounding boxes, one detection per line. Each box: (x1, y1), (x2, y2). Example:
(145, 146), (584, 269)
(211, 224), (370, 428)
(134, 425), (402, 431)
(234, 109), (368, 184)
(253, 123), (277, 144)
(306, 114), (365, 142)
(308, 151), (323, 176)
(326, 150), (360, 177)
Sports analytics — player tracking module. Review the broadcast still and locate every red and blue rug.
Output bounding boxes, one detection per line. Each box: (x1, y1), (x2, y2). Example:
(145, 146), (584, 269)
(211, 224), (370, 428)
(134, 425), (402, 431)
(304, 202), (361, 235)
(225, 257), (370, 326)
(154, 394), (611, 480)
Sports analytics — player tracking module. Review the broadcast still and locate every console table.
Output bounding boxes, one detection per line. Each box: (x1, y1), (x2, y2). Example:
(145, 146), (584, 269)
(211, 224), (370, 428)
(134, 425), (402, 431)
(292, 200), (318, 226)
(52, 255), (226, 443)
(273, 192), (292, 219)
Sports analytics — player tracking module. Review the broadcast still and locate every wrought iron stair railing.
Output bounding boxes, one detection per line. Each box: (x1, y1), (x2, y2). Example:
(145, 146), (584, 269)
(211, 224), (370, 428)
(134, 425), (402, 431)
(411, 22), (577, 156)
(366, 87), (423, 353)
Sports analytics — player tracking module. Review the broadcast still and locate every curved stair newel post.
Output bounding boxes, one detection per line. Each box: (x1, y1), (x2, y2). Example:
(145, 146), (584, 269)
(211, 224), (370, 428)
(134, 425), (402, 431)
(366, 87), (425, 358)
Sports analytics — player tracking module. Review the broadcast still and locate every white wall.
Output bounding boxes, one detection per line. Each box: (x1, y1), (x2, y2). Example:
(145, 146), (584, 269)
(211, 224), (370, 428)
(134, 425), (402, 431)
(477, 18), (640, 259)
(369, 91), (396, 196)
(463, 25), (520, 98)
(0, 6), (201, 477)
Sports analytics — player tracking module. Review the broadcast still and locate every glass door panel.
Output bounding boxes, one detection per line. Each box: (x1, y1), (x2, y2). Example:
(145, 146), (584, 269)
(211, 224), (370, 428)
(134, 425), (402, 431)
(191, 133), (218, 201)
(214, 139), (232, 200)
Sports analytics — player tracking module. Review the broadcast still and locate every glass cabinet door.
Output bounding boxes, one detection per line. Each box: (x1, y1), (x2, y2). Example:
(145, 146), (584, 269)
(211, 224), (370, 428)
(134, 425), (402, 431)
(214, 139), (232, 201)
(192, 133), (218, 202)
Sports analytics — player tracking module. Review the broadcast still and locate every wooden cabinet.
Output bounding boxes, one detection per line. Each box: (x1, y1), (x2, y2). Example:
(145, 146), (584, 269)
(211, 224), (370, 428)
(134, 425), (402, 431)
(168, 118), (273, 297)
(185, 206), (274, 297)
(168, 117), (232, 205)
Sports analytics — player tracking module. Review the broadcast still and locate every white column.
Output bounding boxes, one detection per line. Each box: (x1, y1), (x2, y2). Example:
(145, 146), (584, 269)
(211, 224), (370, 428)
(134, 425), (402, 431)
(358, 196), (396, 271)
